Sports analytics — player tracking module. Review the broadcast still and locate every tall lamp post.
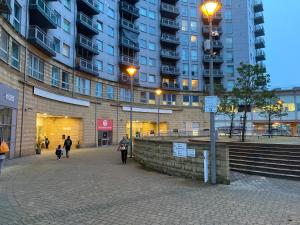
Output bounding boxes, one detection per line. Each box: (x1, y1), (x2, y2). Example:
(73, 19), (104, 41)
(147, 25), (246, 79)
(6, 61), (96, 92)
(126, 66), (137, 158)
(156, 89), (162, 136)
(200, 0), (222, 185)
(277, 100), (284, 135)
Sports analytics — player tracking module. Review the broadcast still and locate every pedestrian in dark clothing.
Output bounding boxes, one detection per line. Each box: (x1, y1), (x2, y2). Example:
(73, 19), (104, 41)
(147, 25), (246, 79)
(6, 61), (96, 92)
(118, 136), (129, 164)
(55, 145), (63, 160)
(45, 137), (50, 149)
(63, 136), (72, 158)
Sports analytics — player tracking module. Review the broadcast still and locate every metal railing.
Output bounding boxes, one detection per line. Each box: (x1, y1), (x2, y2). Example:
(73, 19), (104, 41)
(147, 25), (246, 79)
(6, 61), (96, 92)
(80, 0), (100, 12)
(77, 57), (98, 74)
(203, 54), (223, 63)
(161, 33), (179, 43)
(28, 25), (55, 51)
(203, 69), (223, 77)
(120, 55), (139, 66)
(77, 12), (98, 31)
(161, 65), (180, 75)
(29, 0), (58, 25)
(161, 2), (179, 14)
(202, 26), (222, 34)
(120, 37), (139, 49)
(120, 19), (139, 32)
(161, 49), (179, 58)
(161, 17), (179, 28)
(161, 82), (180, 89)
(120, 1), (139, 16)
(77, 34), (99, 53)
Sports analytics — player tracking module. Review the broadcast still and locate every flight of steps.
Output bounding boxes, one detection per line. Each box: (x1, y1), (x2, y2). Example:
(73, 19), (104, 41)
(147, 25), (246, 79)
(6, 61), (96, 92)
(229, 143), (300, 180)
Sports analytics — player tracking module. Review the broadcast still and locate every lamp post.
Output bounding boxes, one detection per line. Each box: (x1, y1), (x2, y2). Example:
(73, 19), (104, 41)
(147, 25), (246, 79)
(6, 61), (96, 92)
(200, 0), (222, 185)
(277, 100), (284, 135)
(126, 66), (137, 158)
(156, 89), (162, 136)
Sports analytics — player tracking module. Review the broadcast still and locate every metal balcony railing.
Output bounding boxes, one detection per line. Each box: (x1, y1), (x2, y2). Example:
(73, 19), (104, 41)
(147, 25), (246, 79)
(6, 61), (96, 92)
(256, 50), (266, 61)
(120, 37), (139, 50)
(120, 1), (139, 17)
(161, 33), (180, 44)
(203, 69), (223, 78)
(120, 55), (139, 67)
(77, 12), (99, 33)
(202, 26), (222, 34)
(255, 37), (265, 49)
(76, 57), (99, 75)
(203, 54), (224, 63)
(120, 19), (139, 33)
(161, 82), (180, 90)
(78, 0), (100, 14)
(255, 25), (265, 37)
(77, 34), (99, 54)
(254, 0), (263, 12)
(161, 49), (179, 59)
(254, 12), (264, 24)
(161, 17), (180, 29)
(29, 0), (58, 25)
(161, 3), (179, 14)
(28, 25), (55, 55)
(161, 65), (180, 75)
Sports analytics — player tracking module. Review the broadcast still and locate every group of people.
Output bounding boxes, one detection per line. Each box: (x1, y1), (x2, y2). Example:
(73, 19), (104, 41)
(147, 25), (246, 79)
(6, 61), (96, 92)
(55, 136), (73, 160)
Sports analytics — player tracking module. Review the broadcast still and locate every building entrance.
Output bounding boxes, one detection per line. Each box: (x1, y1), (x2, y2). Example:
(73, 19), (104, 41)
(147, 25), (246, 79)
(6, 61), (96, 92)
(126, 121), (168, 137)
(36, 113), (83, 150)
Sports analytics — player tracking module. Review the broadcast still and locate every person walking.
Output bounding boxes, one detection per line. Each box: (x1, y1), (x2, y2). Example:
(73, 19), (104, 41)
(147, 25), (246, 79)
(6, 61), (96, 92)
(55, 145), (63, 160)
(63, 136), (72, 158)
(118, 136), (129, 164)
(45, 137), (50, 149)
(0, 140), (9, 176)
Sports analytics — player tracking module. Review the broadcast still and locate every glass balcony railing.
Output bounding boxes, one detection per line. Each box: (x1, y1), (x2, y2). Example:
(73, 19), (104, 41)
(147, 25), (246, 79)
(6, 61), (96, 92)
(161, 3), (179, 15)
(120, 37), (139, 50)
(77, 34), (99, 54)
(28, 25), (55, 55)
(120, 1), (139, 17)
(161, 17), (179, 29)
(120, 19), (139, 33)
(76, 57), (99, 75)
(77, 12), (99, 34)
(29, 0), (58, 26)
(161, 49), (179, 59)
(120, 55), (139, 67)
(161, 65), (180, 75)
(161, 33), (180, 44)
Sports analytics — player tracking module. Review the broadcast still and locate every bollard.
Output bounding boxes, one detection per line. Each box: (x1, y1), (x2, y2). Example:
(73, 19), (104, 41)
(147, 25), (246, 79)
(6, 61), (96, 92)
(203, 150), (209, 183)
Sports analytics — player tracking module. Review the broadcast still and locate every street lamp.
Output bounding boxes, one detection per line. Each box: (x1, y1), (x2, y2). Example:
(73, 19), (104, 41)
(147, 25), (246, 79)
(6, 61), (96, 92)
(277, 99), (284, 135)
(126, 66), (137, 158)
(155, 89), (162, 136)
(200, 0), (222, 185)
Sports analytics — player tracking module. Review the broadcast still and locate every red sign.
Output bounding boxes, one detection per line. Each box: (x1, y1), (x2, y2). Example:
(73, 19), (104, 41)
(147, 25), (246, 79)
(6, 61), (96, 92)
(97, 119), (113, 131)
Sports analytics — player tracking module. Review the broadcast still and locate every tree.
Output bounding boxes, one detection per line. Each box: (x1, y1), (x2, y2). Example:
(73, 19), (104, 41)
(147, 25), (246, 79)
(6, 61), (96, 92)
(257, 91), (287, 137)
(233, 64), (270, 142)
(217, 95), (239, 138)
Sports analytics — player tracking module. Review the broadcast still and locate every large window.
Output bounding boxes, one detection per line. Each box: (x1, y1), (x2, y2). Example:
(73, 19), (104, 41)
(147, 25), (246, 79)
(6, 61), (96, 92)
(0, 107), (13, 148)
(74, 76), (90, 95)
(11, 41), (20, 69)
(120, 88), (131, 102)
(183, 96), (199, 106)
(27, 53), (44, 81)
(140, 92), (147, 104)
(0, 28), (9, 62)
(13, 2), (21, 32)
(51, 67), (60, 87)
(106, 85), (114, 100)
(163, 94), (176, 106)
(61, 71), (69, 90)
(63, 19), (71, 33)
(95, 83), (102, 98)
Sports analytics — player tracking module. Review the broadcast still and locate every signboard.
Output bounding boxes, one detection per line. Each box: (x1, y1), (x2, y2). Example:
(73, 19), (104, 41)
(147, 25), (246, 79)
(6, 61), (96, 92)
(0, 84), (19, 109)
(173, 143), (187, 158)
(97, 119), (113, 131)
(187, 149), (196, 158)
(205, 96), (218, 113)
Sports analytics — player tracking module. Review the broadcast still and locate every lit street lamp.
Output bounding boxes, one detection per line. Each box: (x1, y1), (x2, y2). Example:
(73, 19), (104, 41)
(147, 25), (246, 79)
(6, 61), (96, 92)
(200, 0), (222, 185)
(126, 66), (137, 158)
(155, 89), (162, 136)
(277, 99), (284, 135)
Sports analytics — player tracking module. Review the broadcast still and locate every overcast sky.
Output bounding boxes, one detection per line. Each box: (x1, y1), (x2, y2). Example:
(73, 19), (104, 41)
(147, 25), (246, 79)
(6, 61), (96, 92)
(264, 0), (300, 88)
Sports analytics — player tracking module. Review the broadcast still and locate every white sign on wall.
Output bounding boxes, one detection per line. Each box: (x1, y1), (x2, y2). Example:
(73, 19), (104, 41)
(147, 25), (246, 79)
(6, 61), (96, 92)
(205, 96), (218, 113)
(173, 143), (187, 158)
(187, 149), (196, 158)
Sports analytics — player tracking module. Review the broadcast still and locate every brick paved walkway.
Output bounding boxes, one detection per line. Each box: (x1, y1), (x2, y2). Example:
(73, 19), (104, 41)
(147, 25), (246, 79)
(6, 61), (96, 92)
(0, 147), (299, 225)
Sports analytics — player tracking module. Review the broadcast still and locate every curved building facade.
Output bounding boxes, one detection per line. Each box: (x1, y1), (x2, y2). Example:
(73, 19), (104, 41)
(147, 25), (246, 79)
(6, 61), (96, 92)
(0, 0), (265, 157)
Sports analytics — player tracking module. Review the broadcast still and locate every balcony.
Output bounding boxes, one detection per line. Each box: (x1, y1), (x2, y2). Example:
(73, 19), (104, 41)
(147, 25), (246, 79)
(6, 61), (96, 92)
(255, 37), (265, 49)
(202, 12), (222, 23)
(160, 3), (179, 18)
(29, 0), (57, 29)
(119, 55), (139, 67)
(77, 0), (100, 15)
(76, 34), (100, 55)
(119, 73), (139, 86)
(161, 17), (180, 30)
(203, 69), (224, 78)
(160, 33), (180, 45)
(256, 50), (266, 61)
(202, 26), (222, 36)
(77, 12), (99, 35)
(161, 65), (180, 77)
(203, 40), (223, 50)
(257, 62), (266, 73)
(28, 26), (56, 56)
(120, 19), (139, 33)
(161, 82), (180, 91)
(255, 25), (265, 37)
(254, 0), (264, 13)
(120, 1), (139, 19)
(119, 37), (140, 51)
(160, 49), (180, 61)
(254, 12), (264, 25)
(76, 58), (99, 76)
(0, 0), (12, 14)
(203, 54), (224, 64)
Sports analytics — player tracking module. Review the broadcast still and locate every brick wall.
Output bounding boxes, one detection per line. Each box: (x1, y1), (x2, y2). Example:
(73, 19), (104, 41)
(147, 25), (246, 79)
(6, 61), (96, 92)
(134, 138), (230, 184)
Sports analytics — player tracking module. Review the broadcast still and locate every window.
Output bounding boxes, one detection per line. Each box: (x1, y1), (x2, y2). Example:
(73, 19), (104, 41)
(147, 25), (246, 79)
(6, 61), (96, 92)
(183, 96), (199, 106)
(97, 40), (103, 51)
(225, 37), (233, 48)
(140, 92), (147, 103)
(108, 8), (115, 18)
(11, 41), (20, 69)
(182, 20), (188, 31)
(148, 58), (156, 66)
(106, 85), (114, 99)
(140, 39), (147, 48)
(140, 72), (147, 82)
(191, 79), (198, 91)
(74, 76), (90, 95)
(225, 10), (232, 20)
(61, 71), (69, 90)
(51, 67), (60, 87)
(140, 23), (147, 32)
(227, 81), (234, 91)
(107, 64), (114, 74)
(296, 103), (300, 112)
(183, 95), (190, 106)
(62, 43), (70, 57)
(53, 38), (60, 53)
(182, 64), (189, 75)
(55, 11), (61, 27)
(191, 64), (198, 76)
(95, 83), (103, 98)
(225, 23), (233, 33)
(182, 49), (188, 60)
(148, 42), (156, 50)
(148, 74), (156, 83)
(0, 28), (9, 62)
(181, 6), (188, 16)
(182, 79), (189, 90)
(148, 10), (155, 19)
(148, 26), (155, 35)
(97, 21), (103, 32)
(191, 50), (198, 60)
(27, 53), (44, 81)
(99, 2), (104, 12)
(63, 0), (71, 9)
(107, 26), (114, 37)
(120, 88), (131, 102)
(192, 96), (199, 106)
(224, 0), (232, 6)
(107, 45), (114, 55)
(63, 19), (71, 33)
(225, 52), (233, 63)
(225, 65), (234, 77)
(191, 35), (197, 43)
(140, 56), (147, 65)
(96, 60), (103, 71)
(190, 7), (197, 17)
(181, 35), (188, 45)
(163, 94), (176, 106)
(149, 92), (155, 104)
(140, 8), (147, 16)
(190, 21), (197, 32)
(13, 2), (21, 32)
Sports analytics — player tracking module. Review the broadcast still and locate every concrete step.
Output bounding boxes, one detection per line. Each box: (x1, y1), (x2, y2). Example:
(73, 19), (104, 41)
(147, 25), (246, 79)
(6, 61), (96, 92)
(228, 144), (300, 151)
(230, 162), (300, 176)
(229, 148), (300, 155)
(230, 154), (300, 165)
(229, 150), (300, 160)
(230, 167), (300, 181)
